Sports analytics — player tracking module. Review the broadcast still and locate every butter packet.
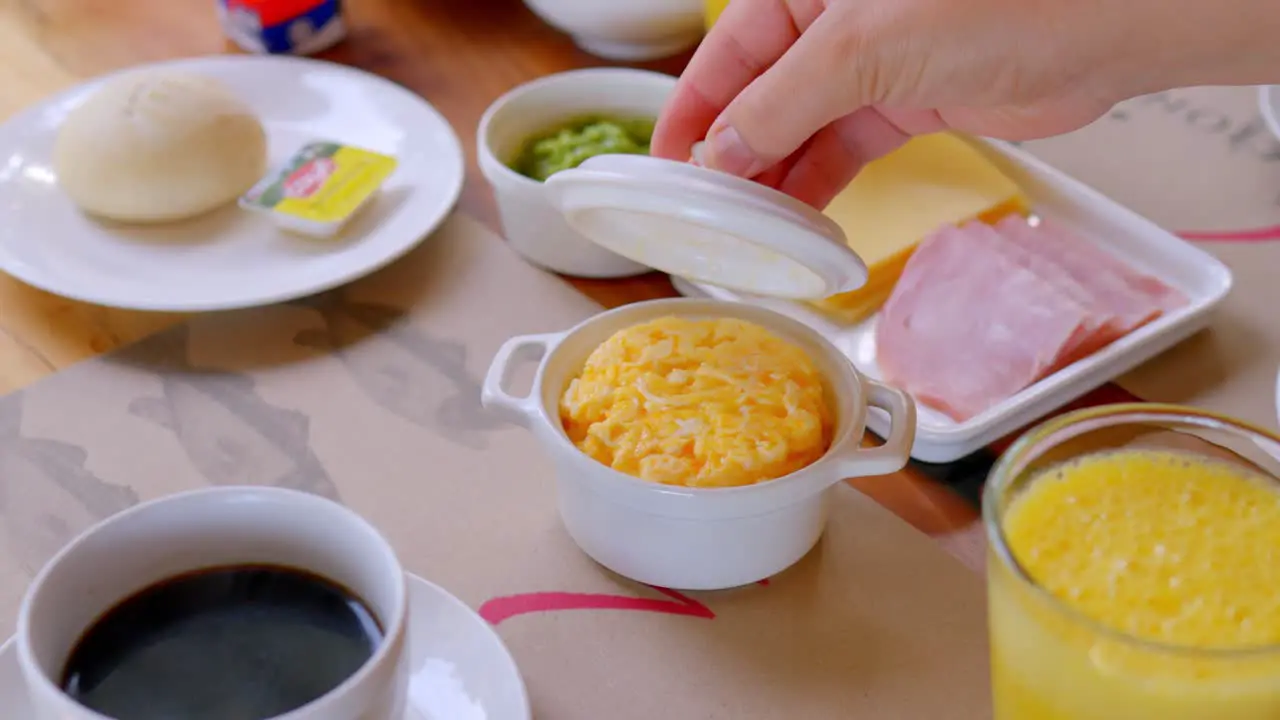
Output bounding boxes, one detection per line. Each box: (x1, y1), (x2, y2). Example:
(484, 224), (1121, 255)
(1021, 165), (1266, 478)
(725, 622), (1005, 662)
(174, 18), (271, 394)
(240, 140), (398, 238)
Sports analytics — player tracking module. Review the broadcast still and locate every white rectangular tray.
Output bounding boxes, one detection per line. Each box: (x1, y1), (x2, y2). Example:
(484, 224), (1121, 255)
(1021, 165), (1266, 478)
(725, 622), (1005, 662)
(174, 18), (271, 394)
(672, 138), (1234, 464)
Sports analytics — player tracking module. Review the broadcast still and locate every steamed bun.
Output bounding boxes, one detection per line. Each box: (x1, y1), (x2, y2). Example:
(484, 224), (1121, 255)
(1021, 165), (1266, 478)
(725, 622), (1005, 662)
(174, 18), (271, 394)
(54, 71), (268, 224)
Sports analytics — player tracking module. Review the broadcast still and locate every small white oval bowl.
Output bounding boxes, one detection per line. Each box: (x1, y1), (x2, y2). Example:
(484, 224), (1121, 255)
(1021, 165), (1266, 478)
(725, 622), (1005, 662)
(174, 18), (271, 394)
(481, 298), (917, 590)
(522, 0), (704, 62)
(477, 68), (679, 279)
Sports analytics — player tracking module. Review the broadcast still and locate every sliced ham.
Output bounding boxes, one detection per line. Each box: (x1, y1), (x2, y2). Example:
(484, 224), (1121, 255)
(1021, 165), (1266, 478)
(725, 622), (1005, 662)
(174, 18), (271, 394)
(1039, 217), (1188, 314)
(875, 224), (1094, 422)
(875, 216), (1186, 422)
(997, 215), (1187, 325)
(966, 220), (1116, 362)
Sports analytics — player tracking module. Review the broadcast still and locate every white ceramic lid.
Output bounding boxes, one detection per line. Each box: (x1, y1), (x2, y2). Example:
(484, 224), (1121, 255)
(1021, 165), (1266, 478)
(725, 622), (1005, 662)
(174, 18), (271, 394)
(542, 155), (868, 299)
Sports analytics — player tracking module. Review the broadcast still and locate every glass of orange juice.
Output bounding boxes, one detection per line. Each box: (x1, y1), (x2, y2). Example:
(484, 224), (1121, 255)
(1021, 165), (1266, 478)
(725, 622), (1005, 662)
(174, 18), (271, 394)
(984, 404), (1280, 719)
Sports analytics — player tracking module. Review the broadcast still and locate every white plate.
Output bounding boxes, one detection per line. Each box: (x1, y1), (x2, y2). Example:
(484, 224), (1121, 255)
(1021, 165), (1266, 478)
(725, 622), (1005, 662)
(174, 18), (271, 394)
(0, 572), (531, 720)
(674, 138), (1234, 463)
(1260, 86), (1280, 142)
(0, 55), (464, 312)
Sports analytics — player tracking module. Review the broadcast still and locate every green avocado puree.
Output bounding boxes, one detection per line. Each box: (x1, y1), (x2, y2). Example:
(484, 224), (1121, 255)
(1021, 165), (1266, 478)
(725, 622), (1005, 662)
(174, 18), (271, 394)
(510, 115), (655, 182)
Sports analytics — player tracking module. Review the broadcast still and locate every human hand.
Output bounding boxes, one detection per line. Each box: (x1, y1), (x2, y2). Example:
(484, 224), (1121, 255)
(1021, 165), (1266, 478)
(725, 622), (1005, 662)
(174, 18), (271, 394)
(652, 0), (1280, 209)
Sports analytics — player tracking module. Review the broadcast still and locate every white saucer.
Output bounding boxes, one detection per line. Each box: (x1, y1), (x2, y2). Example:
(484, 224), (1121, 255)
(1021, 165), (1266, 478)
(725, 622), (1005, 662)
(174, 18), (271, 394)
(0, 55), (464, 312)
(1261, 86), (1280, 142)
(0, 572), (531, 719)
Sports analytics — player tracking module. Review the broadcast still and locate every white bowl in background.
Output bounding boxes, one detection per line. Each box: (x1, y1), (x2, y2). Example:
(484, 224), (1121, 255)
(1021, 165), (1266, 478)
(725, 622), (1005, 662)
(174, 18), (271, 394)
(523, 0), (704, 61)
(480, 298), (916, 591)
(477, 68), (677, 278)
(1260, 86), (1280, 142)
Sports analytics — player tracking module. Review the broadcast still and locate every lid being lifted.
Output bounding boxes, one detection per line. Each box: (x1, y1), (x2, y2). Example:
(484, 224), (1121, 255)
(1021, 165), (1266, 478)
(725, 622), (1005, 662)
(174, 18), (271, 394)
(542, 154), (868, 300)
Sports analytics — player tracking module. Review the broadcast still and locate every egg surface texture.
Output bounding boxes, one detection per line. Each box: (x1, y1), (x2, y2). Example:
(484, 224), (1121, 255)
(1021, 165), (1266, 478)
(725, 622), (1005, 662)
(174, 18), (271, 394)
(560, 317), (834, 488)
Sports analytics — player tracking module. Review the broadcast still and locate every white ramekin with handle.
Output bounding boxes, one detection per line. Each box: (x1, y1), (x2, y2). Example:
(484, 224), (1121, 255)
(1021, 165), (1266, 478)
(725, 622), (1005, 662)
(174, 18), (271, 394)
(481, 298), (916, 591)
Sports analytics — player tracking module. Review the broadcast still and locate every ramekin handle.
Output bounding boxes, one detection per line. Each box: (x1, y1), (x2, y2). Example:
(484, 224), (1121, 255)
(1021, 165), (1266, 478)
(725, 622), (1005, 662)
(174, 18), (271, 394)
(840, 379), (917, 477)
(480, 332), (563, 427)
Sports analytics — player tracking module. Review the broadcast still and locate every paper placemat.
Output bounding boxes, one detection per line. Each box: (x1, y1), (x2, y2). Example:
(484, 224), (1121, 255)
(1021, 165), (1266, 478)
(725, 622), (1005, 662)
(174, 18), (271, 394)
(0, 213), (990, 718)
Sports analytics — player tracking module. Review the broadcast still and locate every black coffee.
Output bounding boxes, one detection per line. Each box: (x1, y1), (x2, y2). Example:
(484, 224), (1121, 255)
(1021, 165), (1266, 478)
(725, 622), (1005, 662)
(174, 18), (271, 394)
(60, 564), (383, 720)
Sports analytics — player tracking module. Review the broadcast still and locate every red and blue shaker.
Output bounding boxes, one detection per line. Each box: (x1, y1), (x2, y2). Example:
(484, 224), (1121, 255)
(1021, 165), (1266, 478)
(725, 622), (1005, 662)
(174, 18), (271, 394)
(217, 0), (347, 56)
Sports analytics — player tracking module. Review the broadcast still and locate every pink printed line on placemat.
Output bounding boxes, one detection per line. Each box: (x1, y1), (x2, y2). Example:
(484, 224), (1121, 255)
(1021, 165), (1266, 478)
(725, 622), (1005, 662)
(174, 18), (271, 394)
(1179, 225), (1280, 242)
(480, 580), (770, 626)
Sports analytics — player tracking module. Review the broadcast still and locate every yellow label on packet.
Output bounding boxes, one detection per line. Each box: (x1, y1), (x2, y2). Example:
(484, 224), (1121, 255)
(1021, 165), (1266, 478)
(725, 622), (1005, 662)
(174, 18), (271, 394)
(241, 141), (397, 228)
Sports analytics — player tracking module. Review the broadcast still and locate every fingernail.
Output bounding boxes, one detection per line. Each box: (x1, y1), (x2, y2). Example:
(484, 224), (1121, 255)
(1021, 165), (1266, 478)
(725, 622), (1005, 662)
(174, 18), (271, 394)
(705, 121), (763, 177)
(689, 141), (707, 166)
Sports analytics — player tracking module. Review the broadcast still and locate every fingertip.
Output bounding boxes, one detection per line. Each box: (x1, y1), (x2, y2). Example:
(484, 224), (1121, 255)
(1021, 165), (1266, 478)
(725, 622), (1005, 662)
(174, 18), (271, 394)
(713, 10), (860, 180)
(654, 0), (808, 163)
(751, 159), (794, 190)
(774, 140), (859, 209)
(650, 88), (711, 160)
(777, 108), (911, 208)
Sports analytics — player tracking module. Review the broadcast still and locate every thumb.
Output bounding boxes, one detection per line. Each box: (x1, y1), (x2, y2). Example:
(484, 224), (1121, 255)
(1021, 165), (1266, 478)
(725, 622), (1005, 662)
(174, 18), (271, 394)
(702, 8), (888, 177)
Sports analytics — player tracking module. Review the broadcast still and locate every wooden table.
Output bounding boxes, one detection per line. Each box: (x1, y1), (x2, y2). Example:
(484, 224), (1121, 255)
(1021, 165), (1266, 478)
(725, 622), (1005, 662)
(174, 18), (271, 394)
(0, 0), (984, 566)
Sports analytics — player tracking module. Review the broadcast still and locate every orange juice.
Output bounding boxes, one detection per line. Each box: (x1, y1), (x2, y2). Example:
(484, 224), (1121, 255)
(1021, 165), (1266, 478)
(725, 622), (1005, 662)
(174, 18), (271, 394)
(704, 0), (730, 30)
(986, 407), (1280, 719)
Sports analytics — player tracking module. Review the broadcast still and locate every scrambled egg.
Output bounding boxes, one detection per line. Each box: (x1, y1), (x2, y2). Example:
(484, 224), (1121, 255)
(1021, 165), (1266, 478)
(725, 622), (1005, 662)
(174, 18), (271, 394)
(560, 317), (834, 488)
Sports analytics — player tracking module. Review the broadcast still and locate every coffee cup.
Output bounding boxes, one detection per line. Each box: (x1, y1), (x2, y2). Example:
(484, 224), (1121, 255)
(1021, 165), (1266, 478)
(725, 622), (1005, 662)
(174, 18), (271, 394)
(15, 486), (409, 720)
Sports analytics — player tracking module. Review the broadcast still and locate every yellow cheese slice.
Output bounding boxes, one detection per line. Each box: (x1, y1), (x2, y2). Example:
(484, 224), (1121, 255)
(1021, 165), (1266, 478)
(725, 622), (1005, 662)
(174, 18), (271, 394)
(812, 132), (1029, 323)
